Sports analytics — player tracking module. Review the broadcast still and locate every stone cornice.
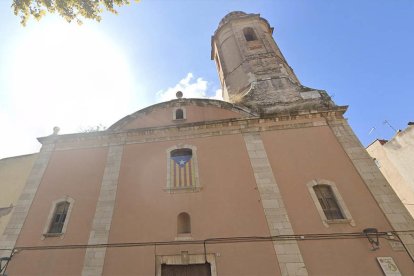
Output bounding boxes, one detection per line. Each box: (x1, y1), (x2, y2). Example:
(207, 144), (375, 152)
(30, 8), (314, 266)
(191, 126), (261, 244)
(37, 106), (348, 150)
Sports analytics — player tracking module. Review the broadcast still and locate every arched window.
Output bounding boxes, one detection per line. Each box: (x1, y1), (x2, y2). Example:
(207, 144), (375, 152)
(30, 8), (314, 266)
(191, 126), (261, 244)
(243, 27), (258, 41)
(43, 197), (74, 237)
(177, 212), (191, 234)
(173, 107), (186, 120)
(313, 185), (344, 220)
(49, 201), (70, 233)
(307, 180), (354, 227)
(175, 109), (184, 120)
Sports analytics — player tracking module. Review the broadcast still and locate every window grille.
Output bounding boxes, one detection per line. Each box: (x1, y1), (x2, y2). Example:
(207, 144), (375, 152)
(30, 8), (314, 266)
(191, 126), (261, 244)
(49, 201), (70, 233)
(313, 185), (344, 220)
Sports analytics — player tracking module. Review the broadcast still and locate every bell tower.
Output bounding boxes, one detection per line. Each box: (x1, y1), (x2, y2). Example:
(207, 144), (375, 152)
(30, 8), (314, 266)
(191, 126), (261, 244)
(211, 11), (334, 113)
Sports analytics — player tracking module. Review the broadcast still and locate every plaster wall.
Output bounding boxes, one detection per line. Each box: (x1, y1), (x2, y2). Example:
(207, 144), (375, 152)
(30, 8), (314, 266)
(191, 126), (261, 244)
(367, 126), (414, 217)
(7, 147), (108, 275)
(0, 154), (37, 237)
(261, 125), (414, 275)
(4, 113), (414, 275)
(121, 105), (244, 130)
(103, 133), (280, 275)
(385, 126), (414, 186)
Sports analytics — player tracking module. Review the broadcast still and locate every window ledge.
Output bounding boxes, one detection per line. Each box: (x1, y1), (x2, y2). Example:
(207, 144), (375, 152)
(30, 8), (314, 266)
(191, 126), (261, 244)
(42, 232), (64, 240)
(325, 218), (355, 226)
(175, 234), (193, 241)
(164, 187), (202, 193)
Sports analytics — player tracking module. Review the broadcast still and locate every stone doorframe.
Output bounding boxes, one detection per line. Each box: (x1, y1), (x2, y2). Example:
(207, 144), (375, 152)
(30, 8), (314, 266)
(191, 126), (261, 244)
(156, 253), (217, 276)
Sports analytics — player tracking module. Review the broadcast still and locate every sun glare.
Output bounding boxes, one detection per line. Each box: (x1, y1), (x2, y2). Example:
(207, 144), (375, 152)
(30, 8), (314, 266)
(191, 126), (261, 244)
(9, 20), (136, 135)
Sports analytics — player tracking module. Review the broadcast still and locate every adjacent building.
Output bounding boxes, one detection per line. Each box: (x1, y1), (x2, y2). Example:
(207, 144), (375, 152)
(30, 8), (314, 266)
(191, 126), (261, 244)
(1, 11), (414, 276)
(367, 123), (414, 218)
(0, 154), (37, 238)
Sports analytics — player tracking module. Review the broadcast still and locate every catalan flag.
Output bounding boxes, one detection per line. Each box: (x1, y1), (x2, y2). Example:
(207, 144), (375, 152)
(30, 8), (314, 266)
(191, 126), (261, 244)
(170, 152), (194, 188)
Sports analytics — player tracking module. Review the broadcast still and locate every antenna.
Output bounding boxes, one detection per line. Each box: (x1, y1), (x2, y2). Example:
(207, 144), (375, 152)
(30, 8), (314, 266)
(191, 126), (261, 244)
(368, 127), (375, 135)
(383, 120), (397, 132)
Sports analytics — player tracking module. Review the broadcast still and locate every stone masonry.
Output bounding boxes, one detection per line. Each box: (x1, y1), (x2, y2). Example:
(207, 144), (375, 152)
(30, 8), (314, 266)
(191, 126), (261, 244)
(81, 145), (124, 276)
(243, 132), (308, 276)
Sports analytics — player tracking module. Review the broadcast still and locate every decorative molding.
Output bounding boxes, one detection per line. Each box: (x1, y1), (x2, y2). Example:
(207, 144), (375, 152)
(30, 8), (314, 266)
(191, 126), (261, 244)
(156, 253), (217, 276)
(38, 108), (345, 153)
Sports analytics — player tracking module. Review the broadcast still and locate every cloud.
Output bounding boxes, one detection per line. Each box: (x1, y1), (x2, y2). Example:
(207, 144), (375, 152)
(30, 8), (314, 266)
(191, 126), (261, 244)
(157, 73), (223, 101)
(210, 89), (223, 100)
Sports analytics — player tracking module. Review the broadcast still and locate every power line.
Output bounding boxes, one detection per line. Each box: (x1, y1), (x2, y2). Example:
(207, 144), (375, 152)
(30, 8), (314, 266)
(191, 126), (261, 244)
(1, 230), (411, 252)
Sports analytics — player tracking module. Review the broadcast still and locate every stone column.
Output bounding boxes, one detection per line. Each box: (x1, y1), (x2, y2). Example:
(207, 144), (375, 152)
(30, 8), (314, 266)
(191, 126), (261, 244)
(328, 118), (414, 257)
(82, 145), (124, 276)
(243, 132), (308, 276)
(0, 144), (54, 258)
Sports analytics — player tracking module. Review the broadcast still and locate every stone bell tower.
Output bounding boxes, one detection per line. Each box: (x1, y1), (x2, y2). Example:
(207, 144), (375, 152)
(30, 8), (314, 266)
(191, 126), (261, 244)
(211, 11), (335, 113)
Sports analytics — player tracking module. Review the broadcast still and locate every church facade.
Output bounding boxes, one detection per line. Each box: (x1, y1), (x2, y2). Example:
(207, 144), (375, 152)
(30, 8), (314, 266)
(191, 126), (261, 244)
(1, 12), (414, 276)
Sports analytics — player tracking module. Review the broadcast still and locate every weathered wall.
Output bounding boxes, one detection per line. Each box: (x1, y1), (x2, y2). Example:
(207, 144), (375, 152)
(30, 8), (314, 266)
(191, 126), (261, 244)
(6, 147), (108, 275)
(117, 103), (247, 130)
(3, 111), (414, 275)
(367, 125), (414, 217)
(103, 133), (280, 275)
(0, 154), (37, 238)
(262, 125), (414, 275)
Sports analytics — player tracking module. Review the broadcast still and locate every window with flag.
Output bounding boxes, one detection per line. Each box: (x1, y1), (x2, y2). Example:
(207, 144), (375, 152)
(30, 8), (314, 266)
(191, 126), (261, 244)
(170, 148), (195, 188)
(166, 145), (200, 192)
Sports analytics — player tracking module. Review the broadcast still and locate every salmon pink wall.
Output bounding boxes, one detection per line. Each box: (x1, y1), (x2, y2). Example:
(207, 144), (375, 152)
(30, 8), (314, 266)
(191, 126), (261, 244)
(121, 105), (244, 130)
(261, 126), (414, 275)
(104, 134), (280, 275)
(8, 147), (108, 275)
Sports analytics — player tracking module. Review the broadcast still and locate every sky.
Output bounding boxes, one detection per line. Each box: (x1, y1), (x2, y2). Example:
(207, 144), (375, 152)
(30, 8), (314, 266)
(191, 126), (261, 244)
(0, 0), (413, 159)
